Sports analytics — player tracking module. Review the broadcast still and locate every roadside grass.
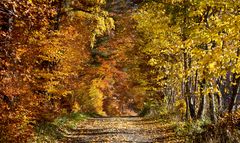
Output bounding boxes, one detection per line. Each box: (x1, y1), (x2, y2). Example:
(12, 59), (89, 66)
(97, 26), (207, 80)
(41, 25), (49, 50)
(31, 112), (88, 143)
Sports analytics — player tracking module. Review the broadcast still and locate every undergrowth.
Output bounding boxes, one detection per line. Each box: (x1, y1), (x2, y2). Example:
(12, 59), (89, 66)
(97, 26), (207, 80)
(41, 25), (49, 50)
(31, 112), (87, 143)
(174, 112), (240, 143)
(149, 107), (240, 143)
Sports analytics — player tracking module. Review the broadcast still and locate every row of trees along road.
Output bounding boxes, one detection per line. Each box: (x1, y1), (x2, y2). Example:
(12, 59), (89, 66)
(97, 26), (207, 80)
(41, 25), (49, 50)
(0, 0), (142, 142)
(133, 0), (240, 122)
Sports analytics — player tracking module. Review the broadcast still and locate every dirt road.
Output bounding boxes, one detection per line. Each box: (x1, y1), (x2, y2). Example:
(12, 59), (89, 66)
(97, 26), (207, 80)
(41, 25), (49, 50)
(59, 117), (182, 143)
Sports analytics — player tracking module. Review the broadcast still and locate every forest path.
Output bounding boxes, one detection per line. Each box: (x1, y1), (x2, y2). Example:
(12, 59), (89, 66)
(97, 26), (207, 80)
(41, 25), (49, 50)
(58, 1), (177, 142)
(59, 117), (182, 143)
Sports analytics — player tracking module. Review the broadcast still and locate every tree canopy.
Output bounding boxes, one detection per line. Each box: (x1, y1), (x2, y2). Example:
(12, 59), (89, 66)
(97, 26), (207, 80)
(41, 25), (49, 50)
(0, 0), (239, 142)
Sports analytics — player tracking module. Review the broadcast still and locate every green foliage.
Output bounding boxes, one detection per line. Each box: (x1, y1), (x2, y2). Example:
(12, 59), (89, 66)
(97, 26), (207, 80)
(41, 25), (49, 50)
(33, 113), (87, 142)
(53, 112), (87, 128)
(175, 120), (211, 138)
(33, 122), (63, 142)
(139, 105), (151, 117)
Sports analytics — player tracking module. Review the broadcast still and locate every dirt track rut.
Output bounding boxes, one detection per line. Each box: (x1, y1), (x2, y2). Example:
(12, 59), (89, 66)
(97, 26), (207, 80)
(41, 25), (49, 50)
(60, 117), (182, 143)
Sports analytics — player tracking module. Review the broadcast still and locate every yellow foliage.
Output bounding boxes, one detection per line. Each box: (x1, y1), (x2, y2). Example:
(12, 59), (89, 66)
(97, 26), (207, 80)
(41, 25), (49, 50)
(174, 99), (186, 115)
(72, 102), (81, 113)
(89, 79), (106, 115)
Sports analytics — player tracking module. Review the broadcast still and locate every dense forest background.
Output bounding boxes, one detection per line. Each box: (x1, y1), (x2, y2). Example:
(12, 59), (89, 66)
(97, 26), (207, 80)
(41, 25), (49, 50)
(0, 0), (239, 142)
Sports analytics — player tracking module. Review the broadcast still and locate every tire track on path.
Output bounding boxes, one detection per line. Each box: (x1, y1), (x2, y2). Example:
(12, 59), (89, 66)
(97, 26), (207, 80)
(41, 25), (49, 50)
(59, 117), (182, 143)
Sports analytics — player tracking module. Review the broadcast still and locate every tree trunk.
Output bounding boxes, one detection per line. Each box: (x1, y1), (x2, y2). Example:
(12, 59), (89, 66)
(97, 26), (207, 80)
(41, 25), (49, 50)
(183, 52), (196, 120)
(228, 48), (240, 113)
(215, 93), (222, 116)
(193, 70), (198, 107)
(187, 76), (196, 119)
(209, 93), (216, 123)
(197, 79), (206, 119)
(216, 76), (226, 114)
(54, 0), (66, 30)
(185, 96), (190, 120)
(188, 71), (197, 119)
(228, 73), (240, 113)
(188, 95), (196, 119)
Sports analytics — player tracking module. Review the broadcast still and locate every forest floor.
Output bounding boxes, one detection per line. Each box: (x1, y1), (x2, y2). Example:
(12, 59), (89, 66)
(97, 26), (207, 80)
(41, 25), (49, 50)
(58, 117), (183, 143)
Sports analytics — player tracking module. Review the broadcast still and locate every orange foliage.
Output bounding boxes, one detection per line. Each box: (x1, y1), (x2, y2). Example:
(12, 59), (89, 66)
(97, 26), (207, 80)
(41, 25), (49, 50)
(0, 0), (144, 142)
